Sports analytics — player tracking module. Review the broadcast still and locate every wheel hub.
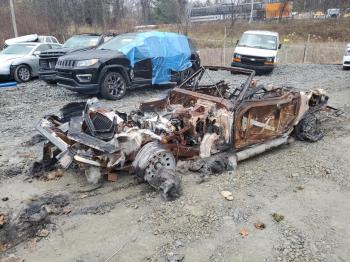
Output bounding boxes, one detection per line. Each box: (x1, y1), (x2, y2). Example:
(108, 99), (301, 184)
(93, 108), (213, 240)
(107, 74), (125, 96)
(132, 142), (176, 178)
(18, 67), (30, 81)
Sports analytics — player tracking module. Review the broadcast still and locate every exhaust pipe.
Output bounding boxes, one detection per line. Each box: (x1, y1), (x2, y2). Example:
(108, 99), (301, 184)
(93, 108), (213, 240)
(236, 136), (289, 162)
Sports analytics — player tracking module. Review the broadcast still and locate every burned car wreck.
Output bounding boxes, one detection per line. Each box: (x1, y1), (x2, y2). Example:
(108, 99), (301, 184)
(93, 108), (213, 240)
(35, 66), (329, 200)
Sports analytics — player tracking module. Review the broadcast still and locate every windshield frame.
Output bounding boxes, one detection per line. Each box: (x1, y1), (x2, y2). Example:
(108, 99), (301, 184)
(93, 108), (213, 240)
(238, 33), (278, 51)
(97, 33), (139, 51)
(63, 35), (100, 49)
(0, 44), (36, 55)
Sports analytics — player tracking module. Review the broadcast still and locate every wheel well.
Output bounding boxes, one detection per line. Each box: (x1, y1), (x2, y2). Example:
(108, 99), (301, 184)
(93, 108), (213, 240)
(11, 64), (32, 79)
(15, 64), (32, 73)
(100, 67), (130, 86)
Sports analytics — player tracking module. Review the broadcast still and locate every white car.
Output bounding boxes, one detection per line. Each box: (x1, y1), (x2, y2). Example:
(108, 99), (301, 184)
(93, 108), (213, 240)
(3, 34), (60, 49)
(343, 44), (350, 70)
(232, 30), (281, 74)
(0, 42), (61, 82)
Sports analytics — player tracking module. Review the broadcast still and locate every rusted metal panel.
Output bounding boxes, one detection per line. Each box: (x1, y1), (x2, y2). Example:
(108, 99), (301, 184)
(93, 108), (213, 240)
(234, 91), (301, 149)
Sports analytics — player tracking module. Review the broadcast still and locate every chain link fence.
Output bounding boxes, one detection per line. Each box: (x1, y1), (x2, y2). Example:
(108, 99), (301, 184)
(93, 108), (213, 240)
(195, 39), (346, 66)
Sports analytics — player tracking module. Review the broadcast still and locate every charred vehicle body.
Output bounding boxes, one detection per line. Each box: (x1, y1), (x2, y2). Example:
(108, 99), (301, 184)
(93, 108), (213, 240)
(39, 34), (114, 84)
(55, 32), (200, 100)
(36, 66), (329, 199)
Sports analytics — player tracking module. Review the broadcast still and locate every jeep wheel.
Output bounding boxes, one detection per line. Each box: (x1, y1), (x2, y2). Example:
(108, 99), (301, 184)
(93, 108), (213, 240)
(100, 71), (127, 100)
(14, 65), (31, 83)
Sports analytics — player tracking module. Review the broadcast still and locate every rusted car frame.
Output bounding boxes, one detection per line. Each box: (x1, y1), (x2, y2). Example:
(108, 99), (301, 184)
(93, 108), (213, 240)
(35, 66), (329, 199)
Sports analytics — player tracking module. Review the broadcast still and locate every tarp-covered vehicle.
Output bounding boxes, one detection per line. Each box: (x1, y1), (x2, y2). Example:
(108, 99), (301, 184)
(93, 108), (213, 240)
(36, 66), (330, 199)
(55, 32), (200, 100)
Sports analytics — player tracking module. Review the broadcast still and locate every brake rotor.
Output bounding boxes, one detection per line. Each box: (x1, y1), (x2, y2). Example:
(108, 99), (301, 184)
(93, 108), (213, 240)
(132, 142), (176, 178)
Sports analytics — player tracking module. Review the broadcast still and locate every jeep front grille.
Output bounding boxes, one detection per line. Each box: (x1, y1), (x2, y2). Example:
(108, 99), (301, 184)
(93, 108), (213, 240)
(56, 60), (75, 68)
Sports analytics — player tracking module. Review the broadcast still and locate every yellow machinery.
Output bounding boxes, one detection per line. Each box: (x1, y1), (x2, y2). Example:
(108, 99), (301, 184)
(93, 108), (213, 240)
(344, 8), (350, 18)
(265, 2), (292, 19)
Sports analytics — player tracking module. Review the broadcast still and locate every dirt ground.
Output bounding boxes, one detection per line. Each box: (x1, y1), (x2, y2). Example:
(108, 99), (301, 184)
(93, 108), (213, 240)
(0, 64), (349, 262)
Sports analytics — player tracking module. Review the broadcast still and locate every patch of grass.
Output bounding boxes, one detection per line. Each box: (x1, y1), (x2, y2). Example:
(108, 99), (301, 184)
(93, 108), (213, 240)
(272, 213), (285, 222)
(179, 19), (350, 46)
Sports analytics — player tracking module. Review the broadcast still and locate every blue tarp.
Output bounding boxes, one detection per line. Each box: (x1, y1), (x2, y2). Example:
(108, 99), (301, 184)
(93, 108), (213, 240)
(116, 32), (192, 84)
(0, 82), (17, 88)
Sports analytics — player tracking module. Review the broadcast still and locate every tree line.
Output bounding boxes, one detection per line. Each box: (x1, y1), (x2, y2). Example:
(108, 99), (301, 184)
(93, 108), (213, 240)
(0, 0), (189, 43)
(0, 0), (348, 43)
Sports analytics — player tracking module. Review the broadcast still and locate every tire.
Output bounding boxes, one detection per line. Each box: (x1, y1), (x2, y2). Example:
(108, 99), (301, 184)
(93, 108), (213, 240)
(14, 64), (31, 83)
(179, 67), (195, 84)
(132, 142), (180, 200)
(295, 112), (323, 142)
(100, 71), (127, 100)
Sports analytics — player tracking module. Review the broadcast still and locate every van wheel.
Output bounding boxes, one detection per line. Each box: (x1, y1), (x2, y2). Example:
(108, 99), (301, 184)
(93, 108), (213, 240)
(14, 65), (31, 82)
(100, 71), (127, 100)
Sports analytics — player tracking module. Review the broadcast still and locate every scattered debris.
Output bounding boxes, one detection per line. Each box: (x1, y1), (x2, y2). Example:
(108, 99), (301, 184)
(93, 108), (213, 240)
(1, 254), (23, 262)
(0, 194), (69, 248)
(103, 235), (136, 262)
(107, 172), (118, 182)
(78, 184), (102, 193)
(79, 194), (89, 199)
(189, 153), (236, 182)
(62, 207), (73, 215)
(29, 238), (37, 250)
(166, 252), (185, 262)
(272, 213), (285, 222)
(294, 186), (304, 192)
(254, 221), (266, 230)
(221, 190), (234, 201)
(36, 228), (49, 237)
(2, 166), (23, 178)
(239, 228), (249, 237)
(0, 214), (6, 226)
(46, 169), (64, 180)
(0, 242), (7, 252)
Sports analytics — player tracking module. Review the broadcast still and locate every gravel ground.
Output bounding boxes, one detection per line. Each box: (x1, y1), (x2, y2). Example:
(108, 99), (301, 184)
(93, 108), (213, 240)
(0, 64), (349, 262)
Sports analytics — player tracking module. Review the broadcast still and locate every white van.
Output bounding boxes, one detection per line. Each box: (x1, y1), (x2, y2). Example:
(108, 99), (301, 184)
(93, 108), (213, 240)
(343, 43), (350, 70)
(232, 30), (281, 74)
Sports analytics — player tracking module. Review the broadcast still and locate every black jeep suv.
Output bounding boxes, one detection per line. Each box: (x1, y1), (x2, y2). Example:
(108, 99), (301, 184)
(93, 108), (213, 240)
(39, 33), (115, 84)
(55, 32), (200, 100)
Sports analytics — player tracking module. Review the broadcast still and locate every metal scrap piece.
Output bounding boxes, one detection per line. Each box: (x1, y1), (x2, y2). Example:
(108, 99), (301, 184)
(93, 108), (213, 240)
(56, 150), (73, 169)
(67, 116), (119, 153)
(36, 119), (68, 152)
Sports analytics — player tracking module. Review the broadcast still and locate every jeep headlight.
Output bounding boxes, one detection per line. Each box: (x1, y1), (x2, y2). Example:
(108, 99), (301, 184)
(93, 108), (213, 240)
(76, 59), (99, 67)
(234, 53), (242, 59)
